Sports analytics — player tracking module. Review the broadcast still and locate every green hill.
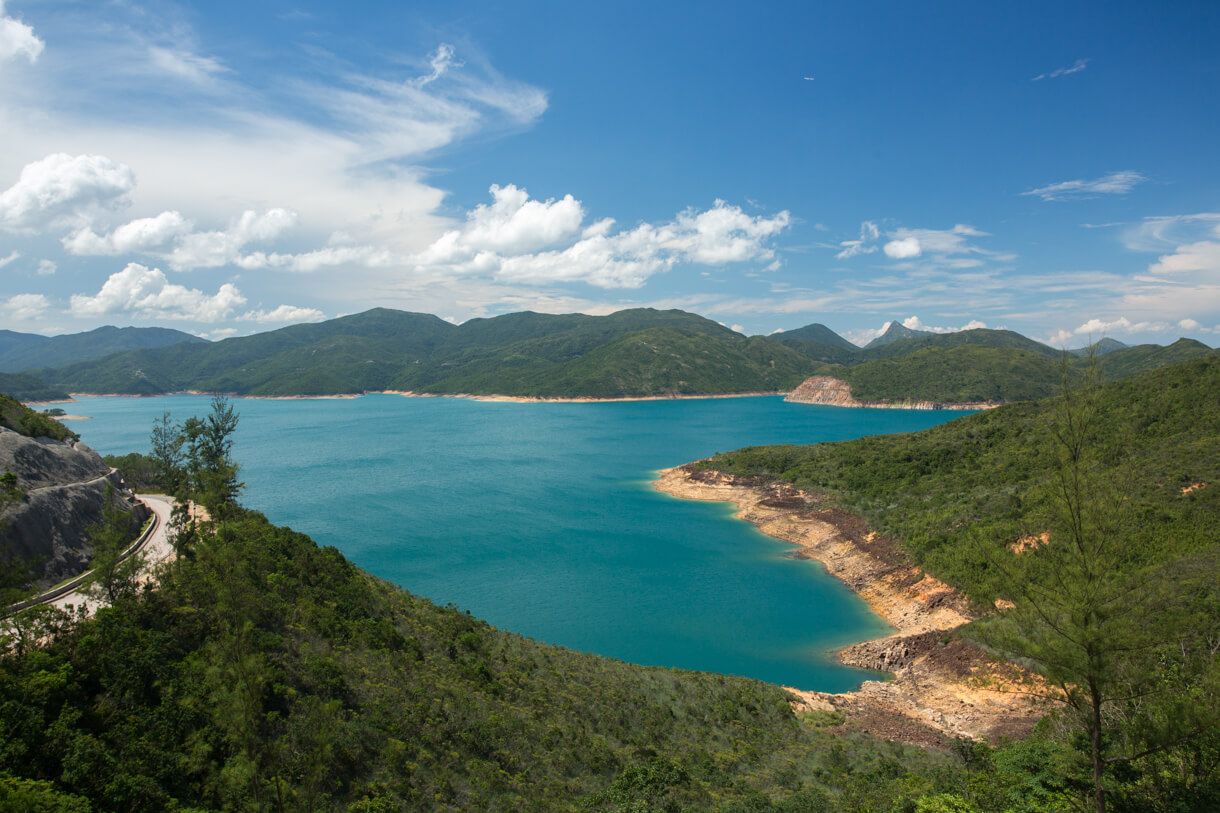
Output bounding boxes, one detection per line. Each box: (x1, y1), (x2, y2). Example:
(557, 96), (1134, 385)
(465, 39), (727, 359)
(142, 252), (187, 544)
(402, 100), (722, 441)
(702, 354), (1220, 601)
(858, 328), (1059, 362)
(0, 373), (69, 403)
(0, 325), (206, 373)
(37, 309), (816, 398)
(836, 345), (1065, 403)
(775, 322), (859, 351)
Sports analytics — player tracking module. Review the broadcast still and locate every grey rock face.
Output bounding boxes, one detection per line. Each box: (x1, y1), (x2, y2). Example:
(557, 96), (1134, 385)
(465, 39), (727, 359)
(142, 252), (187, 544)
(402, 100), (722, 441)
(1, 427), (149, 587)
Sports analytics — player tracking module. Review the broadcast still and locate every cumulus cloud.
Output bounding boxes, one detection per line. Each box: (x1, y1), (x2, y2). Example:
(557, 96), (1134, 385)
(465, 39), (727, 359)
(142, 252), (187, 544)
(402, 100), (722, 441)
(1148, 239), (1220, 275)
(902, 316), (988, 333)
(0, 249), (18, 268)
(1045, 316), (1171, 346)
(1033, 58), (1089, 81)
(64, 210), (192, 255)
(36, 259), (55, 276)
(167, 209), (298, 270)
(2, 292), (49, 320)
(836, 221), (880, 259)
(675, 201), (790, 264)
(69, 262), (247, 321)
(408, 188), (790, 289)
(0, 154), (135, 232)
(241, 304), (325, 323)
(0, 1), (43, 64)
(884, 237), (921, 259)
(1023, 170), (1145, 201)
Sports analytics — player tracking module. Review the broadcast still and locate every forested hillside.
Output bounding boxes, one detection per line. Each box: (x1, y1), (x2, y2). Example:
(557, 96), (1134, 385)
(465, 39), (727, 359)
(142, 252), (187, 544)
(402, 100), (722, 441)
(700, 355), (1220, 810)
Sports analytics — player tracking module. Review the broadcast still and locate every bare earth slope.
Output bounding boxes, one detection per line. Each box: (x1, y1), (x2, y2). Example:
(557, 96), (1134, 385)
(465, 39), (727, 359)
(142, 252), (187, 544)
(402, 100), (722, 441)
(654, 464), (1045, 747)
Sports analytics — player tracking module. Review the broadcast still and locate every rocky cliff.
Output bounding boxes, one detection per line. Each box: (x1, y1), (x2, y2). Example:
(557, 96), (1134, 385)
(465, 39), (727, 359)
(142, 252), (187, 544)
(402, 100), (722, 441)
(1, 427), (148, 587)
(784, 375), (999, 411)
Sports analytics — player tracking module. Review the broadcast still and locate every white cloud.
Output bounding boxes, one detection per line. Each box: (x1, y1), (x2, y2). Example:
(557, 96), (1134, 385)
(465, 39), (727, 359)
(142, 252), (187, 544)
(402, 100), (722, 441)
(0, 249), (18, 268)
(414, 43), (461, 87)
(167, 209), (298, 270)
(886, 224), (989, 256)
(901, 315), (988, 333)
(69, 262), (247, 321)
(675, 200), (790, 264)
(2, 292), (49, 320)
(408, 188), (790, 289)
(147, 45), (229, 86)
(36, 258), (55, 275)
(0, 1), (42, 64)
(0, 153), (135, 232)
(64, 210), (192, 255)
(1046, 316), (1171, 347)
(836, 221), (879, 259)
(241, 304), (325, 323)
(1179, 318), (1202, 331)
(1148, 240), (1220, 275)
(884, 237), (921, 259)
(1033, 58), (1089, 81)
(1023, 170), (1145, 201)
(1123, 212), (1220, 251)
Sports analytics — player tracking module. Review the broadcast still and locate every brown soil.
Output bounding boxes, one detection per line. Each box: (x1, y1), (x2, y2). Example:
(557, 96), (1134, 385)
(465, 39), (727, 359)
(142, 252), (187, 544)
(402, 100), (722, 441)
(654, 464), (1047, 747)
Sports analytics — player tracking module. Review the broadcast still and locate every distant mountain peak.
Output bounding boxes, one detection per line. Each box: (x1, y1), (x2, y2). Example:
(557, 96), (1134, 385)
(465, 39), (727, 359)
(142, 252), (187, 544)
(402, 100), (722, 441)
(863, 321), (933, 350)
(775, 322), (859, 351)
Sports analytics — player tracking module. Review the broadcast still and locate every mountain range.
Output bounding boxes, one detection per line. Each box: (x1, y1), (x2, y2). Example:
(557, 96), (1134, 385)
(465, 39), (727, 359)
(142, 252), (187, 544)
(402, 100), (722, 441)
(3, 309), (1213, 404)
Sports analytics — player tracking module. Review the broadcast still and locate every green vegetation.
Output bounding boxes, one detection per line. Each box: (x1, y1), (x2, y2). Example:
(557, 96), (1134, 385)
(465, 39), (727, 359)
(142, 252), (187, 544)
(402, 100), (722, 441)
(702, 355), (1220, 810)
(835, 346), (1065, 403)
(0, 325), (205, 373)
(0, 373), (70, 403)
(3, 363), (1219, 809)
(24, 309), (1215, 404)
(0, 393), (78, 442)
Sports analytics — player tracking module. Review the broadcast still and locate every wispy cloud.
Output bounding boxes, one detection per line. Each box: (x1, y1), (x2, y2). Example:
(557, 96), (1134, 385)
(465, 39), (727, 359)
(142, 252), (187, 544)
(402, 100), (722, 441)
(1033, 58), (1089, 81)
(1022, 170), (1145, 201)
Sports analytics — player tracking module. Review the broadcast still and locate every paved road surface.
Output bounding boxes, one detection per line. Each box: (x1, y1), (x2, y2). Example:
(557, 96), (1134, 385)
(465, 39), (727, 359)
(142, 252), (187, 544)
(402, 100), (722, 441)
(39, 493), (176, 616)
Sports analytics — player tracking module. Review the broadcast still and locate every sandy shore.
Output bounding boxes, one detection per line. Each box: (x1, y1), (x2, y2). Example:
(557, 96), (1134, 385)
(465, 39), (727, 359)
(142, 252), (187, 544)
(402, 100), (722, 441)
(653, 464), (1046, 746)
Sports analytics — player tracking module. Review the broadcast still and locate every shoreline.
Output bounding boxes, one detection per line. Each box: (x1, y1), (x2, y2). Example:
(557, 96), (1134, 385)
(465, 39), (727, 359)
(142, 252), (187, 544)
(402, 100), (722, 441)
(54, 389), (788, 404)
(652, 463), (1044, 746)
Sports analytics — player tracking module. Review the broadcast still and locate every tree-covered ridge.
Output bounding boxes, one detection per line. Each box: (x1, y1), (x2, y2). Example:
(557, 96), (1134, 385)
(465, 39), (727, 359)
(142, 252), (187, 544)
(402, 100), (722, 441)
(790, 341), (1214, 405)
(0, 393), (77, 442)
(704, 354), (1219, 601)
(701, 355), (1220, 811)
(0, 326), (206, 374)
(0, 374), (70, 404)
(35, 309), (816, 398)
(20, 308), (1215, 402)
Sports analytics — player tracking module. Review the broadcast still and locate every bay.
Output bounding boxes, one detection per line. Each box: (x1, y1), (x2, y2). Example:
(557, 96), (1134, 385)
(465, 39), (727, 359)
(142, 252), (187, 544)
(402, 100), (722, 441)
(55, 393), (964, 691)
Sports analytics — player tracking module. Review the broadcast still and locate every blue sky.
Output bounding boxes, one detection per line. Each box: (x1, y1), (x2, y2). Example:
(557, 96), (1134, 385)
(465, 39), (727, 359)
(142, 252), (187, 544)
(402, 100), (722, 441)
(1, 0), (1217, 347)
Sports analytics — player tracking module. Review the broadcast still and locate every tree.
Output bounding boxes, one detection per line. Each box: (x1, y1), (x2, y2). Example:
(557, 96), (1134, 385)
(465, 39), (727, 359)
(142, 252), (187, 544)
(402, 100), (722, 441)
(183, 395), (243, 516)
(84, 485), (144, 605)
(149, 411), (186, 495)
(976, 359), (1220, 812)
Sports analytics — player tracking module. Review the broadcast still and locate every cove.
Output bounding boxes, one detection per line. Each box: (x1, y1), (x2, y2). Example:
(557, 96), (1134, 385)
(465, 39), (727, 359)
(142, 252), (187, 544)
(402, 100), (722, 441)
(56, 393), (965, 691)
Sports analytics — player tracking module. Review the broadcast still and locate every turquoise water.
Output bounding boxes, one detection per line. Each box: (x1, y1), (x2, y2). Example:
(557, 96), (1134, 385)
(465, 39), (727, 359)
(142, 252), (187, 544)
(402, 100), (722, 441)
(54, 393), (964, 691)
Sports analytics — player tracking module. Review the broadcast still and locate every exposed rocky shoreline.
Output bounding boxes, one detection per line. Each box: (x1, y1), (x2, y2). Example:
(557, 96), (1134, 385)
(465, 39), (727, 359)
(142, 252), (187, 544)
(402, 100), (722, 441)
(785, 375), (1000, 411)
(653, 464), (1045, 747)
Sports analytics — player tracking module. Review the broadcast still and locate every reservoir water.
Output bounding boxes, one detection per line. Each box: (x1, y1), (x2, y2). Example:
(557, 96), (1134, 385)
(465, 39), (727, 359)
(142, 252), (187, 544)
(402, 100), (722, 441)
(54, 393), (964, 691)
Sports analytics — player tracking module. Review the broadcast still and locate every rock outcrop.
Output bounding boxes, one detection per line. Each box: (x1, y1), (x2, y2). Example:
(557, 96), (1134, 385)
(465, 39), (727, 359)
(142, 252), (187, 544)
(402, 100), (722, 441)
(785, 375), (999, 411)
(1, 428), (148, 587)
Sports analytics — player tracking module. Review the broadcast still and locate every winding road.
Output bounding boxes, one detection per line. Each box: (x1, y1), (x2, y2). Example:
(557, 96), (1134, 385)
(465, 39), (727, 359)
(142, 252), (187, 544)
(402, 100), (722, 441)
(5, 493), (176, 618)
